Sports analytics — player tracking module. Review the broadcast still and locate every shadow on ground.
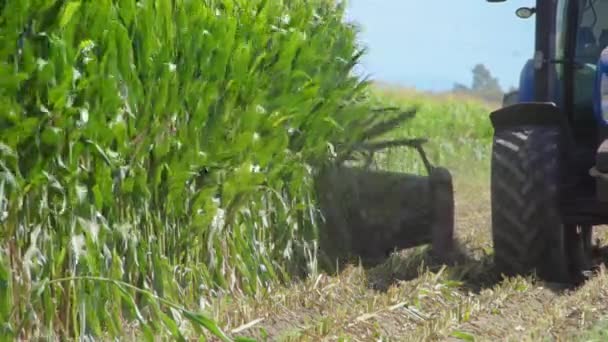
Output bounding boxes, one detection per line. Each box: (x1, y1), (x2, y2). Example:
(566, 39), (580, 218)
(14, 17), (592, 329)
(357, 241), (608, 295)
(361, 241), (499, 293)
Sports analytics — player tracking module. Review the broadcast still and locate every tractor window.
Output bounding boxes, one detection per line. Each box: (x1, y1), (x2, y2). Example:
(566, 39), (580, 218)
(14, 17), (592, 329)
(577, 0), (608, 63)
(572, 0), (608, 123)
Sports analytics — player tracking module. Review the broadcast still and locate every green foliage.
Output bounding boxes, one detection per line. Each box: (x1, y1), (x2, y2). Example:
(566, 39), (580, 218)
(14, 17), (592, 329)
(0, 0), (403, 339)
(576, 318), (608, 342)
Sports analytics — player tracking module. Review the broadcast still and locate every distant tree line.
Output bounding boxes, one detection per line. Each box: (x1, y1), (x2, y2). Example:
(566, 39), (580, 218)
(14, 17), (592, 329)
(453, 64), (507, 103)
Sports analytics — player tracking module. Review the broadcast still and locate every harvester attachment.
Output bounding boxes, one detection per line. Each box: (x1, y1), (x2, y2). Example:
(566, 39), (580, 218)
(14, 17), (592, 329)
(315, 141), (455, 268)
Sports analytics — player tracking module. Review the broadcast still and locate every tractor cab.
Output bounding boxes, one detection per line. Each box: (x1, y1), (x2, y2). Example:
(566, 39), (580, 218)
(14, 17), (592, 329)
(487, 0), (608, 285)
(512, 0), (608, 145)
(562, 1), (608, 132)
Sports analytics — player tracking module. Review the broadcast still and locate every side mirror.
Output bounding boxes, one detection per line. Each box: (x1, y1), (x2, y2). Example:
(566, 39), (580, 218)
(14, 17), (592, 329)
(594, 48), (608, 126)
(516, 7), (536, 19)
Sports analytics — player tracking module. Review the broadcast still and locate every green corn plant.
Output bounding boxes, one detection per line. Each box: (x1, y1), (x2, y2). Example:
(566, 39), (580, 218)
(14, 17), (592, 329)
(0, 0), (415, 339)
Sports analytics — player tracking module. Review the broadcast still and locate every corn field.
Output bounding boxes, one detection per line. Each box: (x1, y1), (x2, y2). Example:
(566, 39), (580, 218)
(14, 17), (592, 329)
(370, 89), (493, 175)
(0, 0), (412, 339)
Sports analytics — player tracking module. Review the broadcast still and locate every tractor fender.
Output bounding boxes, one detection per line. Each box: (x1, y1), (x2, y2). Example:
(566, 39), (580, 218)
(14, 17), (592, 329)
(490, 102), (568, 131)
(490, 103), (579, 166)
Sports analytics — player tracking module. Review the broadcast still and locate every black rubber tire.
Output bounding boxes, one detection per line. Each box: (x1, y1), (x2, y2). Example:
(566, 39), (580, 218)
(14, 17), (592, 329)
(491, 126), (572, 283)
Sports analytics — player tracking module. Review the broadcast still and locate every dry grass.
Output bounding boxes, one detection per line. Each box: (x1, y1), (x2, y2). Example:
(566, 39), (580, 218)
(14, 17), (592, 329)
(203, 166), (608, 341)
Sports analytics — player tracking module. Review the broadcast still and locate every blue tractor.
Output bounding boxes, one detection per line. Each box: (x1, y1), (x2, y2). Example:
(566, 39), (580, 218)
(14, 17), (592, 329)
(487, 0), (608, 284)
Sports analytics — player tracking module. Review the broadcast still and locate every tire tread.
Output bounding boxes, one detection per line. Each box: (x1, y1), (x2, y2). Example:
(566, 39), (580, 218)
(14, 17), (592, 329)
(491, 126), (570, 282)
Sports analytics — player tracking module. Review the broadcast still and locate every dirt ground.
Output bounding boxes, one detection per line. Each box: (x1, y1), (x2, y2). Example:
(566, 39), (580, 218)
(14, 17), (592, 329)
(211, 170), (608, 341)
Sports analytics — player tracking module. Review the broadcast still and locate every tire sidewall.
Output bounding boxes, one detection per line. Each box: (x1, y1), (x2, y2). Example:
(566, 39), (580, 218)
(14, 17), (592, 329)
(491, 125), (571, 283)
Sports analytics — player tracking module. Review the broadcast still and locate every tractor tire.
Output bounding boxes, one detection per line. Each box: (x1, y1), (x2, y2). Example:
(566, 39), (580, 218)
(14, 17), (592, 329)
(491, 126), (573, 283)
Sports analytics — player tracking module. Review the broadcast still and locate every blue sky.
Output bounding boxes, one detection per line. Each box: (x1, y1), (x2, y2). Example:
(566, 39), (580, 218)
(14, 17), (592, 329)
(346, 1), (536, 92)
